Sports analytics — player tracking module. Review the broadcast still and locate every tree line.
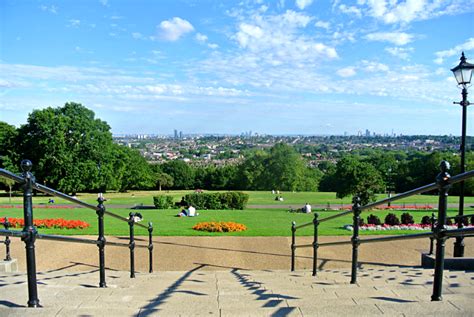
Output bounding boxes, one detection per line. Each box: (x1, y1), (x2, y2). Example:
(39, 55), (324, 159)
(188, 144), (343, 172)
(1, 103), (473, 204)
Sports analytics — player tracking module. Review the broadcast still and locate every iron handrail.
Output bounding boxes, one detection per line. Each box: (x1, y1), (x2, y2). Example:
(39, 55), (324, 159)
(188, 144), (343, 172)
(444, 226), (474, 238)
(446, 213), (474, 220)
(293, 170), (474, 231)
(0, 168), (149, 229)
(0, 229), (149, 249)
(0, 228), (25, 238)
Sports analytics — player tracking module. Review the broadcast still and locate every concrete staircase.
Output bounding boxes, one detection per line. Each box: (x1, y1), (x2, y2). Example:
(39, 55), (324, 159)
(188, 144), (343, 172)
(1, 266), (473, 316)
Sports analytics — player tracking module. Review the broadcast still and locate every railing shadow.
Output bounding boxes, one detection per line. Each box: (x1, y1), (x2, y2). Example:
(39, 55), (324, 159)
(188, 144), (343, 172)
(139, 264), (207, 317)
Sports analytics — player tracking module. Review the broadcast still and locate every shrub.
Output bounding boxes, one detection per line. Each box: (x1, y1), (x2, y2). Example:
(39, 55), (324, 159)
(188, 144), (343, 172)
(193, 221), (247, 232)
(446, 218), (453, 225)
(401, 212), (414, 225)
(456, 216), (469, 226)
(367, 214), (381, 225)
(184, 192), (248, 210)
(153, 195), (174, 209)
(384, 213), (400, 226)
(421, 215), (432, 225)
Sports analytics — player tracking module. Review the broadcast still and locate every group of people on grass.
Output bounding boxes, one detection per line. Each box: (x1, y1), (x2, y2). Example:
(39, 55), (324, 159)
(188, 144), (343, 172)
(176, 197), (199, 217)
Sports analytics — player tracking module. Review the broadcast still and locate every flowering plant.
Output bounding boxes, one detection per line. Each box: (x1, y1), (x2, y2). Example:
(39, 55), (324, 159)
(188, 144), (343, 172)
(2, 217), (90, 229)
(0, 205), (75, 209)
(193, 221), (247, 232)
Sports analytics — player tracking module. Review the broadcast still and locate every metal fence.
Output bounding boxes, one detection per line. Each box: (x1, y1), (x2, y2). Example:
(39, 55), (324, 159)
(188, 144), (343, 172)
(291, 160), (474, 301)
(0, 160), (154, 307)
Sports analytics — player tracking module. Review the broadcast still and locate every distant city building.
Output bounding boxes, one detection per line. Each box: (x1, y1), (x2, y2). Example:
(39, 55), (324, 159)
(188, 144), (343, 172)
(174, 129), (178, 139)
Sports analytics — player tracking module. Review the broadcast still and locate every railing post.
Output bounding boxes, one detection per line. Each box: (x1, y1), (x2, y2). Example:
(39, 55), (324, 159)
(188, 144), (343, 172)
(350, 196), (361, 284)
(128, 213), (136, 278)
(429, 213), (436, 256)
(432, 161), (451, 301)
(312, 213), (319, 277)
(291, 221), (296, 272)
(97, 193), (107, 288)
(20, 160), (40, 307)
(2, 217), (12, 261)
(148, 222), (154, 273)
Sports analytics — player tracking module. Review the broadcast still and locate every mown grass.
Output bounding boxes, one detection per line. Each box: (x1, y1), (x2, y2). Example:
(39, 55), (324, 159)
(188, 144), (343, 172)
(0, 207), (463, 237)
(1, 190), (473, 207)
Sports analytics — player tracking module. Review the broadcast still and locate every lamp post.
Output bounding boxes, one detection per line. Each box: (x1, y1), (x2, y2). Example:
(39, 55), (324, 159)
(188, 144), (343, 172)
(451, 52), (474, 258)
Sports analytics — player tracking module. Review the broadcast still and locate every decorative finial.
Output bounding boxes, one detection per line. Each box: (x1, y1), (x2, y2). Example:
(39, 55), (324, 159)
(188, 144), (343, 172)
(21, 159), (32, 172)
(460, 51), (466, 63)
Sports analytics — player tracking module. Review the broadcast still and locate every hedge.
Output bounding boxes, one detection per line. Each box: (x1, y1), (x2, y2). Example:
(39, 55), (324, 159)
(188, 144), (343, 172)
(183, 192), (249, 210)
(153, 195), (174, 209)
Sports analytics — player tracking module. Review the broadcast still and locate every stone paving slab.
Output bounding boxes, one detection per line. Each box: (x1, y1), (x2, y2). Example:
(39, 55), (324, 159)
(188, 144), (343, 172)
(1, 267), (473, 316)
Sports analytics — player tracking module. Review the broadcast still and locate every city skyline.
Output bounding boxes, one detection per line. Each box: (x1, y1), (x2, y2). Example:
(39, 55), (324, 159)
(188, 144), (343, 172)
(1, 0), (474, 136)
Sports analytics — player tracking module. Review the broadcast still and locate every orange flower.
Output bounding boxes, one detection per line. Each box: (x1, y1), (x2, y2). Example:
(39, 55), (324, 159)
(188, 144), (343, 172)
(193, 221), (247, 232)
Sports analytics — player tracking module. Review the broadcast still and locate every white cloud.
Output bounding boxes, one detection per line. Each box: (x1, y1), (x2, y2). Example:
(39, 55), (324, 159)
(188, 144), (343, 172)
(132, 32), (145, 40)
(337, 67), (357, 77)
(99, 0), (109, 6)
(158, 17), (194, 41)
(365, 32), (413, 46)
(434, 38), (474, 64)
(296, 0), (313, 10)
(196, 33), (208, 43)
(40, 5), (57, 14)
(68, 19), (81, 28)
(236, 23), (264, 48)
(385, 46), (414, 60)
(315, 20), (330, 30)
(357, 0), (472, 25)
(339, 4), (362, 18)
(361, 60), (389, 72)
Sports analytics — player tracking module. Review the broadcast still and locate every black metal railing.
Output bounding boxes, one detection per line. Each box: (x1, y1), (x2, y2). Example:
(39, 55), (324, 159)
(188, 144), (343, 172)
(291, 160), (474, 301)
(0, 160), (155, 307)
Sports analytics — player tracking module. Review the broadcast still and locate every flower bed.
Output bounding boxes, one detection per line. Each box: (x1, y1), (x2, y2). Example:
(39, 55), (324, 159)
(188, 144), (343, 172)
(2, 217), (90, 229)
(343, 224), (474, 231)
(339, 204), (434, 211)
(0, 205), (75, 209)
(192, 221), (247, 233)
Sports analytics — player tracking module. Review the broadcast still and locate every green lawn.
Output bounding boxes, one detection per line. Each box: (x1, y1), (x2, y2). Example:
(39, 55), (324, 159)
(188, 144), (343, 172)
(0, 207), (463, 237)
(1, 190), (473, 208)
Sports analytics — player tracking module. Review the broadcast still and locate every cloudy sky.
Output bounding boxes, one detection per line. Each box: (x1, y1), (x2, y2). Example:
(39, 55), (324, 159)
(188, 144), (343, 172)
(1, 0), (474, 135)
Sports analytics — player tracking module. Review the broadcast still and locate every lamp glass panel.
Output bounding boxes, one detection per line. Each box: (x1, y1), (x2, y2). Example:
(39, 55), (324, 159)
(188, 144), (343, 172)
(453, 69), (464, 84)
(461, 68), (473, 84)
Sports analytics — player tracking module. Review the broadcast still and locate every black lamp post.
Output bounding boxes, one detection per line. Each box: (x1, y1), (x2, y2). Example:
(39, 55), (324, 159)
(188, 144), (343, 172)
(451, 52), (474, 258)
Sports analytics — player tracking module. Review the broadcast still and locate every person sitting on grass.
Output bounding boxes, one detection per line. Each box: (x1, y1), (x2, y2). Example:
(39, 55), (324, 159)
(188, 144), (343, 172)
(177, 204), (199, 217)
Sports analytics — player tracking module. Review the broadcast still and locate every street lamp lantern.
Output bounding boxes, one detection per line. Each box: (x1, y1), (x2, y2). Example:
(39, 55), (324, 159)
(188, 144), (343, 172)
(451, 52), (474, 86)
(451, 52), (473, 258)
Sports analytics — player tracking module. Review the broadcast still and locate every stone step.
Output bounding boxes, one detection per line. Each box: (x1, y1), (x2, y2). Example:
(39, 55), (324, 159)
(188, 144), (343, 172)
(1, 267), (473, 316)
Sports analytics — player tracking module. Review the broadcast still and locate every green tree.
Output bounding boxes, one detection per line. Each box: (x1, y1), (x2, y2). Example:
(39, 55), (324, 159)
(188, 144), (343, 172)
(161, 160), (195, 189)
(334, 156), (384, 205)
(16, 103), (115, 194)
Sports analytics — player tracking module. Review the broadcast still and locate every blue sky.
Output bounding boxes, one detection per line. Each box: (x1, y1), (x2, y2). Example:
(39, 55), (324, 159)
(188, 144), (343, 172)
(1, 0), (474, 136)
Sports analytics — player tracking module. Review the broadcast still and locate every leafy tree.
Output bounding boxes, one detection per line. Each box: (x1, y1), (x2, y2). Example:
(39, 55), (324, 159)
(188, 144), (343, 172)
(156, 172), (174, 191)
(16, 103), (115, 194)
(161, 160), (195, 189)
(334, 156), (384, 205)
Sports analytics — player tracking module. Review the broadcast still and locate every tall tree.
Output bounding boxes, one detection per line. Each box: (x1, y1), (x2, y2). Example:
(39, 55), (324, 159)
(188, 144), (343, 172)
(334, 156), (384, 205)
(17, 103), (115, 194)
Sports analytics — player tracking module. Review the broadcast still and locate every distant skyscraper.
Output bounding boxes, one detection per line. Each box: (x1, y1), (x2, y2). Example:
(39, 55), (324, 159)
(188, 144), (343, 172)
(365, 129), (370, 137)
(179, 131), (183, 139)
(174, 129), (178, 139)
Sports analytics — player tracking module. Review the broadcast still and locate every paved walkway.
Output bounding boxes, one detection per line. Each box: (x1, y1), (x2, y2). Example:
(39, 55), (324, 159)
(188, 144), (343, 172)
(1, 236), (473, 315)
(1, 266), (473, 316)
